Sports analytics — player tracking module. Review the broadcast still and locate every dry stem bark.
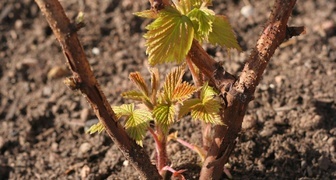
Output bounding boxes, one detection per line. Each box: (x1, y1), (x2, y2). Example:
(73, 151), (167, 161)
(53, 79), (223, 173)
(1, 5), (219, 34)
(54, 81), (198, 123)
(192, 0), (303, 179)
(34, 0), (161, 179)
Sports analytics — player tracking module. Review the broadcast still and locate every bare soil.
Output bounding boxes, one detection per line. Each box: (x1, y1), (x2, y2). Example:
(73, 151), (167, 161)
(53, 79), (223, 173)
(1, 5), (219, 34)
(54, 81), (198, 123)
(0, 0), (335, 179)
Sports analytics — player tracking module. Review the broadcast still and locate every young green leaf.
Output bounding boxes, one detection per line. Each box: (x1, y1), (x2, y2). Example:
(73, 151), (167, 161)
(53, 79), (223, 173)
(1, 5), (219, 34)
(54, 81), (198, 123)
(189, 102), (221, 124)
(125, 70), (156, 109)
(187, 7), (215, 41)
(122, 90), (147, 102)
(160, 65), (185, 102)
(86, 122), (105, 134)
(179, 83), (222, 124)
(144, 6), (194, 65)
(129, 72), (149, 97)
(172, 82), (198, 102)
(200, 81), (218, 102)
(151, 65), (196, 133)
(150, 68), (160, 105)
(178, 98), (201, 118)
(113, 103), (134, 118)
(153, 103), (175, 133)
(112, 104), (152, 146)
(208, 15), (242, 51)
(190, 0), (212, 8)
(195, 83), (222, 124)
(172, 0), (192, 15)
(190, 0), (202, 8)
(125, 109), (152, 146)
(134, 9), (158, 19)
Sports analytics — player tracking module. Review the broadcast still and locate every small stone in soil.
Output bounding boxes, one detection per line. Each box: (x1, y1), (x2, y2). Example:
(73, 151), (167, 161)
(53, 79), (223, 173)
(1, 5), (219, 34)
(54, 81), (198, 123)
(123, 160), (129, 167)
(92, 47), (100, 55)
(241, 5), (254, 18)
(79, 142), (92, 156)
(51, 142), (58, 152)
(80, 108), (90, 122)
(242, 114), (257, 130)
(318, 155), (330, 171)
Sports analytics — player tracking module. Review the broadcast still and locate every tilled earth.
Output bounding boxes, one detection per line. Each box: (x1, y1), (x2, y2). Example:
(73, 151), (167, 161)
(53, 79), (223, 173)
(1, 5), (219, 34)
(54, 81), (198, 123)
(0, 0), (335, 179)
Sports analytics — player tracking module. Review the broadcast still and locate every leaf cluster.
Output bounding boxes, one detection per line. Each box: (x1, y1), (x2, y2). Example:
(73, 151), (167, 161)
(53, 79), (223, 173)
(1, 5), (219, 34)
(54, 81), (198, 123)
(135, 0), (241, 65)
(88, 65), (222, 145)
(87, 0), (239, 146)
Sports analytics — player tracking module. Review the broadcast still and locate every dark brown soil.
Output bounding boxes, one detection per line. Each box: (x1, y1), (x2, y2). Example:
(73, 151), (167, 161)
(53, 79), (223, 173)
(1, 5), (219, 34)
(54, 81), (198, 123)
(1, 0), (335, 179)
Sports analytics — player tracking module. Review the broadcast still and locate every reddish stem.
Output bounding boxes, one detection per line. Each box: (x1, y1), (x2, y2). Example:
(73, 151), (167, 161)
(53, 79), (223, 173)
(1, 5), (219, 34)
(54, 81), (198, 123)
(175, 138), (195, 151)
(149, 127), (168, 176)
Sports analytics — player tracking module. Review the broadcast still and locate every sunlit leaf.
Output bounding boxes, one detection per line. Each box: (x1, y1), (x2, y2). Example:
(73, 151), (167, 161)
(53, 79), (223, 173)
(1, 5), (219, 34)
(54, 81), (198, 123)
(172, 82), (198, 102)
(134, 9), (158, 19)
(172, 0), (192, 14)
(144, 6), (194, 65)
(178, 98), (201, 118)
(190, 102), (221, 124)
(208, 15), (241, 51)
(190, 0), (213, 8)
(129, 72), (149, 97)
(153, 103), (175, 133)
(86, 122), (105, 134)
(190, 0), (202, 8)
(124, 108), (152, 146)
(200, 82), (218, 102)
(122, 90), (147, 101)
(150, 67), (160, 105)
(112, 104), (151, 146)
(160, 65), (185, 102)
(196, 83), (222, 124)
(179, 83), (222, 124)
(112, 104), (134, 119)
(187, 7), (215, 41)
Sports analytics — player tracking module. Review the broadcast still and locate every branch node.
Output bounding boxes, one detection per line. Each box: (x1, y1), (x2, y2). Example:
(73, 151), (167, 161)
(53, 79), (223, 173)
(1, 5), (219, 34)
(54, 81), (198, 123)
(64, 77), (81, 90)
(69, 21), (85, 33)
(285, 26), (306, 40)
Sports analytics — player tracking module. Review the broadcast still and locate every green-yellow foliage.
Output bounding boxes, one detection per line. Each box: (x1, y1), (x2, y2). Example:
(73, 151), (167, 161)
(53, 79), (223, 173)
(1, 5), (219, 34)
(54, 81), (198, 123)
(87, 0), (237, 145)
(144, 6), (194, 65)
(135, 0), (241, 65)
(87, 65), (222, 145)
(86, 122), (105, 134)
(179, 82), (222, 124)
(153, 65), (198, 133)
(113, 104), (152, 146)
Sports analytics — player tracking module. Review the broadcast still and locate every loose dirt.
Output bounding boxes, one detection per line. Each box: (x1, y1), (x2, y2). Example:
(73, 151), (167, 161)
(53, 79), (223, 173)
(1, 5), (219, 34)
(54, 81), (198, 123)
(1, 0), (335, 179)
